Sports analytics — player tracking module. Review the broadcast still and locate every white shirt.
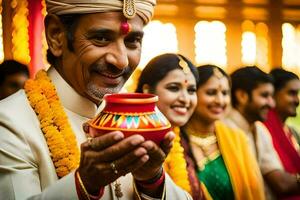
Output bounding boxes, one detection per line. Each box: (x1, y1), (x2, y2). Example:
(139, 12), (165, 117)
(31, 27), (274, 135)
(223, 108), (283, 200)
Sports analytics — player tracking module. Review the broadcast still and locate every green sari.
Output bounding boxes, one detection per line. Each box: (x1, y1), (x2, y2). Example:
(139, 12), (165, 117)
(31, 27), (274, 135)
(197, 155), (234, 200)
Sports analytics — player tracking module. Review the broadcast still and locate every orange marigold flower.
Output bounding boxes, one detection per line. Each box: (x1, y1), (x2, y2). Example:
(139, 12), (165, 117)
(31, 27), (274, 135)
(164, 127), (191, 194)
(25, 70), (80, 178)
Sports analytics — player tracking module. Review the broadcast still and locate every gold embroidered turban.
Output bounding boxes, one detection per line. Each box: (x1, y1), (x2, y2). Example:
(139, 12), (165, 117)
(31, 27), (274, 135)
(46, 0), (156, 24)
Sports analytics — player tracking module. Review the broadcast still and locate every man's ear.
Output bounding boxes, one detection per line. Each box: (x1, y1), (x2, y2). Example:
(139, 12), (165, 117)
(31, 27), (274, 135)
(142, 84), (150, 94)
(235, 89), (249, 105)
(45, 14), (65, 57)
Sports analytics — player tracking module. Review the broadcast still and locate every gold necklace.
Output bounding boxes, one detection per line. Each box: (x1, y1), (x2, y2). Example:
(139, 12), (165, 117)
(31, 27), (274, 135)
(185, 126), (214, 138)
(189, 134), (217, 150)
(25, 70), (80, 178)
(186, 129), (219, 171)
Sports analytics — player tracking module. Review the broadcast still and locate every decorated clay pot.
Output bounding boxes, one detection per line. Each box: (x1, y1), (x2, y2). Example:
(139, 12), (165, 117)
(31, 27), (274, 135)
(88, 93), (171, 144)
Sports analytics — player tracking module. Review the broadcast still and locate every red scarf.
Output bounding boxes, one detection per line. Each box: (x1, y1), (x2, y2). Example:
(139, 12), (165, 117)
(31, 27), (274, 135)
(264, 109), (300, 173)
(264, 109), (300, 200)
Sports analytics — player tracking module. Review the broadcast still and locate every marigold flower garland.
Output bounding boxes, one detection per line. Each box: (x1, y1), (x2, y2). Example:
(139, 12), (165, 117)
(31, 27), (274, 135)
(24, 70), (80, 178)
(164, 127), (191, 193)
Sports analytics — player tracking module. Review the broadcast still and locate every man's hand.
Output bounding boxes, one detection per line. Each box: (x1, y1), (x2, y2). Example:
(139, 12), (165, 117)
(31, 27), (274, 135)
(264, 170), (300, 195)
(78, 127), (150, 194)
(132, 131), (175, 181)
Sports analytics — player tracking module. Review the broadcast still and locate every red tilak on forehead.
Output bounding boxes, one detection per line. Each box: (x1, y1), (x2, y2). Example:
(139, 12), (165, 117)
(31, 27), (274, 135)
(120, 21), (131, 35)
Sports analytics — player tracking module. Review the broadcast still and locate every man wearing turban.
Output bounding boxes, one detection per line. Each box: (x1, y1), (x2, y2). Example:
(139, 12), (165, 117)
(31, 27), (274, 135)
(0, 0), (192, 199)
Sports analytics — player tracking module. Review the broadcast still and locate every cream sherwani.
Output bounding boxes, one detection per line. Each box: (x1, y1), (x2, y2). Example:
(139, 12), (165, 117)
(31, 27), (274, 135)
(0, 67), (192, 200)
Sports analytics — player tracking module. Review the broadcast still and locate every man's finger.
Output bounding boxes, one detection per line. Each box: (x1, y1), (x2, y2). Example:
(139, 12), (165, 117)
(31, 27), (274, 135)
(81, 131), (124, 151)
(112, 149), (149, 176)
(92, 135), (145, 161)
(160, 131), (175, 155)
(82, 122), (89, 133)
(141, 141), (166, 163)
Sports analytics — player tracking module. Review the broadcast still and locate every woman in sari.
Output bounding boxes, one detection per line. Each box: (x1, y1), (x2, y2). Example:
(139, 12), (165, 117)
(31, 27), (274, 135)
(181, 65), (265, 200)
(135, 53), (203, 199)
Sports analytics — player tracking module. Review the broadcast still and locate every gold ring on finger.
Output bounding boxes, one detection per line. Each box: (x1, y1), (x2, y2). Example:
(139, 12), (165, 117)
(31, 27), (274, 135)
(110, 162), (118, 175)
(87, 137), (92, 144)
(87, 136), (96, 149)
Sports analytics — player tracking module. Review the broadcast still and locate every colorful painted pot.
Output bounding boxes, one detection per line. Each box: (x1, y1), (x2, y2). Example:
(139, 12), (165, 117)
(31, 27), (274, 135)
(88, 93), (171, 144)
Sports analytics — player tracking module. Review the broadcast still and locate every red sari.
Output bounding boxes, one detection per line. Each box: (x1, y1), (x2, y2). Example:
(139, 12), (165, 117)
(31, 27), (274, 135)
(264, 109), (300, 200)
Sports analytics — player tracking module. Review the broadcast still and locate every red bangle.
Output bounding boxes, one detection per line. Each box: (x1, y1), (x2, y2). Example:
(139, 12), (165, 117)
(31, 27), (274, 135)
(135, 169), (165, 189)
(89, 187), (104, 200)
(74, 170), (105, 200)
(75, 172), (89, 200)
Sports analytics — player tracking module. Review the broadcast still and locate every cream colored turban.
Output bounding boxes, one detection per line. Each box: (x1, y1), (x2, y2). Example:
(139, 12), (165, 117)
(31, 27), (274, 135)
(46, 0), (156, 24)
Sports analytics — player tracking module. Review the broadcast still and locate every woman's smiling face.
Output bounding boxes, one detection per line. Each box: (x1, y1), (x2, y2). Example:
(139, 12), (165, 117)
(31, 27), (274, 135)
(154, 69), (197, 127)
(195, 76), (230, 123)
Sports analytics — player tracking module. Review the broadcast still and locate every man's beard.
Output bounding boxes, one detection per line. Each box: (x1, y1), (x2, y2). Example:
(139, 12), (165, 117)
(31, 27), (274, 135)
(289, 102), (299, 117)
(86, 65), (133, 103)
(86, 82), (123, 102)
(245, 104), (270, 122)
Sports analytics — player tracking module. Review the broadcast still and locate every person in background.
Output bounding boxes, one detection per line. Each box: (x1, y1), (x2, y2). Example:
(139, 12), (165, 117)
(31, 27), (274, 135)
(264, 68), (300, 200)
(0, 59), (29, 100)
(0, 0), (192, 199)
(225, 66), (300, 199)
(183, 65), (265, 200)
(136, 53), (203, 199)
